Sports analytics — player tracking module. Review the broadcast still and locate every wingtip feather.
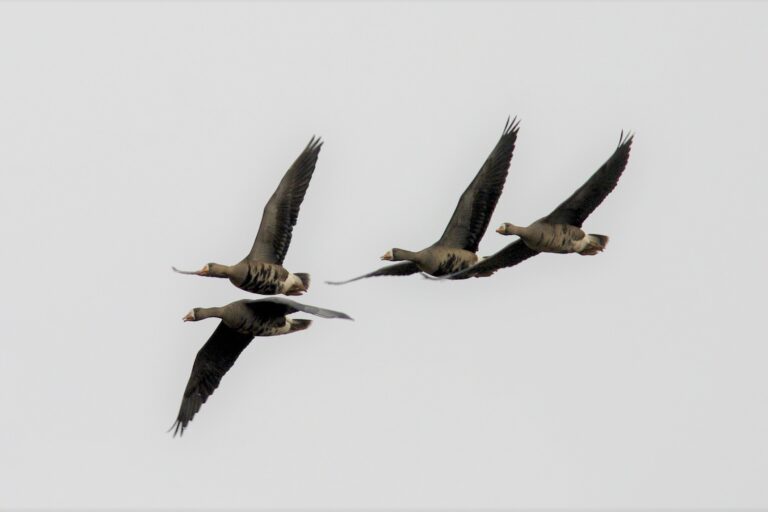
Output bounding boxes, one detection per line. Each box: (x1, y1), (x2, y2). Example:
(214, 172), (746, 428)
(502, 115), (521, 135)
(619, 129), (634, 147)
(306, 135), (324, 152)
(168, 419), (185, 438)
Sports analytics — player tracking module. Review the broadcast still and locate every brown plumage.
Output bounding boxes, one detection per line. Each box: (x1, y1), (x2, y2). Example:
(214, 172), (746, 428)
(498, 223), (609, 255)
(171, 297), (352, 437)
(173, 137), (322, 295)
(327, 118), (520, 284)
(442, 131), (633, 280)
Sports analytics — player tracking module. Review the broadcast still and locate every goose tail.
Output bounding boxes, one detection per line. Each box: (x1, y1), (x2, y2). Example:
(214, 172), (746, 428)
(295, 273), (311, 291)
(578, 234), (609, 255)
(289, 319), (313, 333)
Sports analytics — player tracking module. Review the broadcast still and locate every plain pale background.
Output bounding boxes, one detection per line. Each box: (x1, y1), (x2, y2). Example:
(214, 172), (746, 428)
(1, 1), (767, 509)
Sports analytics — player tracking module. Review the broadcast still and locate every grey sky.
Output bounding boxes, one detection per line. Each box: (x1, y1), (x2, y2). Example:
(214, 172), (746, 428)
(1, 1), (767, 509)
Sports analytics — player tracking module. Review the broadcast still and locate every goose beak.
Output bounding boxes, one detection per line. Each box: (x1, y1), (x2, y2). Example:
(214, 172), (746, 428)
(182, 310), (195, 322)
(496, 225), (506, 235)
(172, 265), (209, 276)
(380, 250), (393, 261)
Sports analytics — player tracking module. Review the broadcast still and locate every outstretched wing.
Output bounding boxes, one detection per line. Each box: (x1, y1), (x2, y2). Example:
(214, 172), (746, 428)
(247, 137), (323, 264)
(171, 323), (254, 437)
(544, 132), (633, 227)
(440, 239), (540, 280)
(325, 261), (420, 285)
(435, 118), (520, 252)
(246, 297), (353, 320)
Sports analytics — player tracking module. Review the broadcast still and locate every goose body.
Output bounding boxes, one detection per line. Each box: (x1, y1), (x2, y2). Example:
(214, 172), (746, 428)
(499, 222), (608, 255)
(440, 132), (633, 280)
(382, 247), (479, 276)
(204, 261), (309, 296)
(327, 118), (519, 285)
(172, 297), (352, 436)
(173, 137), (322, 295)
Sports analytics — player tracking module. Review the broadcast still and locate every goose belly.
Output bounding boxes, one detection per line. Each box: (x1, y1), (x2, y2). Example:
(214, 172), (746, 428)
(233, 316), (289, 337)
(431, 251), (478, 276)
(233, 263), (288, 295)
(524, 224), (584, 254)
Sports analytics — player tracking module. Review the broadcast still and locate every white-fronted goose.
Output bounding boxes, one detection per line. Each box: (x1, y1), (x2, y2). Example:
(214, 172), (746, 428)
(173, 137), (322, 295)
(326, 118), (520, 284)
(171, 297), (352, 436)
(441, 132), (633, 280)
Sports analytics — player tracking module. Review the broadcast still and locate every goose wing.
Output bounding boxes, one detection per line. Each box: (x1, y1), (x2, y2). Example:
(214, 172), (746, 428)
(440, 239), (539, 280)
(544, 132), (633, 227)
(171, 323), (254, 437)
(325, 261), (420, 285)
(246, 137), (323, 264)
(435, 118), (519, 252)
(246, 297), (353, 320)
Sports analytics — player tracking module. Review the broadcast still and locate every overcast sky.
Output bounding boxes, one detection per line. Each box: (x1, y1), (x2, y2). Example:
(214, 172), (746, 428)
(1, 1), (767, 510)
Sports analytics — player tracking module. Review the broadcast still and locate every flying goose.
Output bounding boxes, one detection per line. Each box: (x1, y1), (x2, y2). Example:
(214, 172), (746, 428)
(439, 132), (633, 280)
(171, 297), (352, 436)
(173, 137), (322, 295)
(326, 118), (520, 284)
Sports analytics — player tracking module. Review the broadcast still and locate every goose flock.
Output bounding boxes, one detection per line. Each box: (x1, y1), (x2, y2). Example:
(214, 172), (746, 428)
(171, 119), (634, 436)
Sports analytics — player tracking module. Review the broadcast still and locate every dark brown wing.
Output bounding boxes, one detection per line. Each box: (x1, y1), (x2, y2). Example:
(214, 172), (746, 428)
(171, 322), (254, 437)
(245, 297), (353, 320)
(325, 261), (420, 285)
(435, 118), (519, 252)
(440, 239), (539, 280)
(544, 132), (633, 227)
(247, 137), (323, 264)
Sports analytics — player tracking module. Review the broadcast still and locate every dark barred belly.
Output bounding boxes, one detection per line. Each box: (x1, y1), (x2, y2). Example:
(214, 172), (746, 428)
(433, 253), (474, 276)
(232, 316), (286, 337)
(527, 224), (579, 253)
(234, 263), (286, 295)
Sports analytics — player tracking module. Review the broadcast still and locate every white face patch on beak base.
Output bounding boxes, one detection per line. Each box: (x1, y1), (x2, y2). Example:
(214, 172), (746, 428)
(380, 250), (393, 261)
(182, 310), (196, 322)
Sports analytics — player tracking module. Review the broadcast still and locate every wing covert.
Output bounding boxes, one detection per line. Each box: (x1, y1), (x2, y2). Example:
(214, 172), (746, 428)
(544, 132), (633, 227)
(247, 137), (323, 264)
(171, 323), (254, 437)
(325, 261), (420, 285)
(441, 239), (539, 280)
(436, 118), (519, 252)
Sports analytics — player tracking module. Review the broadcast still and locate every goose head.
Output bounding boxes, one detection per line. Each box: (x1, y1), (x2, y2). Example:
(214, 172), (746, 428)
(182, 306), (223, 322)
(496, 223), (522, 236)
(182, 308), (200, 322)
(172, 263), (230, 278)
(380, 248), (413, 261)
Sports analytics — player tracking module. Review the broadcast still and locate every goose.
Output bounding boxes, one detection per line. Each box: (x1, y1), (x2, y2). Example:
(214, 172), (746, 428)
(439, 132), (633, 280)
(171, 297), (352, 436)
(326, 118), (520, 284)
(173, 137), (322, 295)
